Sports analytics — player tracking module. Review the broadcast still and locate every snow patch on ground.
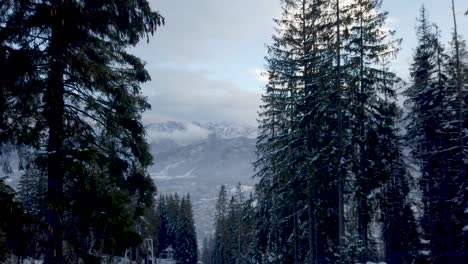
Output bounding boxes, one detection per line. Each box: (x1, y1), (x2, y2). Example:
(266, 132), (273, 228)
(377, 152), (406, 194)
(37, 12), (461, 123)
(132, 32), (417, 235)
(151, 169), (197, 180)
(4, 257), (42, 264)
(150, 161), (198, 180)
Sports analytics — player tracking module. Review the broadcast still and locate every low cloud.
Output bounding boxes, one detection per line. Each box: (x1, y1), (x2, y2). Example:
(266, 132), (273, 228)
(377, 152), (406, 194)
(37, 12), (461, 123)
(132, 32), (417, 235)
(135, 0), (280, 64)
(131, 0), (278, 134)
(146, 122), (211, 145)
(142, 68), (261, 126)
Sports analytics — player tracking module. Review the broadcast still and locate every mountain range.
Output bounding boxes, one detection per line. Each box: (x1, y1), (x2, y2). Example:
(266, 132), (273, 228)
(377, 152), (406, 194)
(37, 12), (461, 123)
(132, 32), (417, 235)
(147, 121), (257, 241)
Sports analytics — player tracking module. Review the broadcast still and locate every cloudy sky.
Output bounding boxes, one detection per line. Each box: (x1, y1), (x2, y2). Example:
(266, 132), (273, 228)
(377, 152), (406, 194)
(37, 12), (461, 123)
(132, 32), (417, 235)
(132, 0), (468, 126)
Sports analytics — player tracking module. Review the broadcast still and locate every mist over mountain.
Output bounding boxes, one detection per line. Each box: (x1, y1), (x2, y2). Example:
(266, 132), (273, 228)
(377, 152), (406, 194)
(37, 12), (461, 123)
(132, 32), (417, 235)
(146, 121), (257, 144)
(147, 121), (257, 240)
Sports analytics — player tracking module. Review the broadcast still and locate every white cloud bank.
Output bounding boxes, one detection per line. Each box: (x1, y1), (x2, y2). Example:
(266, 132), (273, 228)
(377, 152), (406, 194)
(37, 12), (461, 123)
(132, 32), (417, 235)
(142, 68), (261, 126)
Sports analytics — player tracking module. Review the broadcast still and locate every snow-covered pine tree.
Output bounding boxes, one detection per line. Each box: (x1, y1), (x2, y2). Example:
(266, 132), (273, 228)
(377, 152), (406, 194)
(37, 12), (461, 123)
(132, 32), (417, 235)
(447, 1), (468, 259)
(17, 161), (47, 218)
(157, 195), (170, 255)
(441, 36), (468, 263)
(226, 183), (243, 264)
(167, 194), (181, 250)
(343, 0), (401, 262)
(0, 1), (163, 262)
(254, 0), (342, 262)
(377, 63), (419, 264)
(240, 193), (256, 264)
(213, 185), (230, 264)
(174, 194), (197, 264)
(403, 6), (467, 263)
(334, 1), (346, 261)
(227, 196), (239, 263)
(210, 184), (255, 264)
(449, 0), (467, 185)
(254, 0), (304, 257)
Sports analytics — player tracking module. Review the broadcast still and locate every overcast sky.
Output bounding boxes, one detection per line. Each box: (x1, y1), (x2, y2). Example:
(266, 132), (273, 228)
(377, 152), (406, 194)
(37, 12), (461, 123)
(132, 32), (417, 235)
(133, 0), (468, 127)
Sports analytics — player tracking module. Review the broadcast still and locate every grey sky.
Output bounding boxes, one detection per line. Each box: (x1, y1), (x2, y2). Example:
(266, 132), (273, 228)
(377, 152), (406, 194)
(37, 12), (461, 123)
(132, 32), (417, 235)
(134, 0), (468, 126)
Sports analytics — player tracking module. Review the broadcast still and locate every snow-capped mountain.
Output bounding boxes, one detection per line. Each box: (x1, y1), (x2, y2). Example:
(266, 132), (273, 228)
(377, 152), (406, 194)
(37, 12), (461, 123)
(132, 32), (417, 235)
(147, 120), (188, 133)
(192, 121), (258, 139)
(145, 121), (257, 145)
(148, 121), (257, 241)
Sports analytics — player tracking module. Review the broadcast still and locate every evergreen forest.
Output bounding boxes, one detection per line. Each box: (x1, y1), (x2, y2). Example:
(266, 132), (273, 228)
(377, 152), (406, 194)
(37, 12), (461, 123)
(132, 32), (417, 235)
(0, 0), (467, 264)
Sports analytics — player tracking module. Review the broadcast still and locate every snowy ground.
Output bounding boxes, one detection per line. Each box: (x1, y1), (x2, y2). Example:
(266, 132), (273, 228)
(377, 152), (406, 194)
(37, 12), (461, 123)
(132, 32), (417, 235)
(4, 257), (176, 264)
(155, 259), (176, 264)
(6, 256), (386, 264)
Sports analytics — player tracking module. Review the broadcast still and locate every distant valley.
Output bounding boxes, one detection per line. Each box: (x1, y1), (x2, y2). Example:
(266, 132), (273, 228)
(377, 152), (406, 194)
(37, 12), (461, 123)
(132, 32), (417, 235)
(146, 121), (257, 241)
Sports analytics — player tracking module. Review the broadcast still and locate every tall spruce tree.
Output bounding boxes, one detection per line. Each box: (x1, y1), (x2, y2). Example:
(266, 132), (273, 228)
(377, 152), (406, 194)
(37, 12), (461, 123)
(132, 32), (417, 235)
(377, 63), (419, 264)
(240, 193), (256, 264)
(450, 0), (466, 175)
(254, 0), (340, 262)
(448, 1), (468, 259)
(153, 193), (197, 263)
(157, 195), (170, 255)
(227, 186), (242, 264)
(211, 185), (255, 264)
(213, 185), (230, 264)
(17, 161), (47, 218)
(229, 183), (257, 264)
(343, 0), (401, 261)
(175, 194), (197, 264)
(0, 1), (163, 262)
(167, 193), (181, 249)
(255, 0), (405, 262)
(444, 33), (468, 264)
(335, 1), (346, 261)
(404, 6), (467, 263)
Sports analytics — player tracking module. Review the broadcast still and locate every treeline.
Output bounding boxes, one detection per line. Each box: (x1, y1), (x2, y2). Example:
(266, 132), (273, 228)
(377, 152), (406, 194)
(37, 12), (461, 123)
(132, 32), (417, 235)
(2, 168), (157, 263)
(2, 175), (198, 264)
(0, 179), (47, 262)
(156, 194), (198, 264)
(201, 184), (256, 264)
(0, 0), (163, 263)
(205, 1), (467, 264)
(254, 0), (466, 263)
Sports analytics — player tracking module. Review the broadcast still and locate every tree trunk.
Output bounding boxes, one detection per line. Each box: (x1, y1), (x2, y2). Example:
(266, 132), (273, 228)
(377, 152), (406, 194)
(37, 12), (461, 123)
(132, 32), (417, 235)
(336, 1), (345, 263)
(308, 189), (316, 264)
(44, 5), (66, 264)
(451, 0), (464, 161)
(450, 2), (464, 262)
(358, 1), (368, 261)
(293, 204), (299, 264)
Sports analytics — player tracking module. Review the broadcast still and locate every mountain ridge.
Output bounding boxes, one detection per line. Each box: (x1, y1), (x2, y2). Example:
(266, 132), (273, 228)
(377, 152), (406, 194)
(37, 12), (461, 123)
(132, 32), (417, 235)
(148, 121), (257, 241)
